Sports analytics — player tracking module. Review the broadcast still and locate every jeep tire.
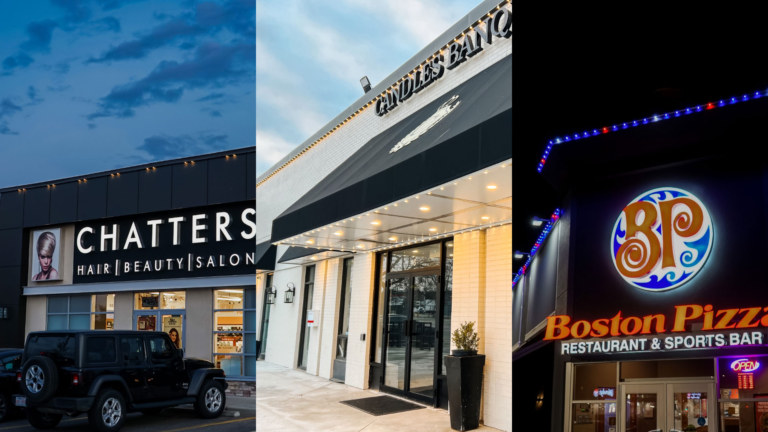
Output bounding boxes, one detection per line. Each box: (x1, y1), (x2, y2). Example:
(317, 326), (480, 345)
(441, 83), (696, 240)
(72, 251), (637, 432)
(21, 356), (58, 403)
(26, 407), (62, 430)
(88, 389), (126, 432)
(194, 379), (225, 419)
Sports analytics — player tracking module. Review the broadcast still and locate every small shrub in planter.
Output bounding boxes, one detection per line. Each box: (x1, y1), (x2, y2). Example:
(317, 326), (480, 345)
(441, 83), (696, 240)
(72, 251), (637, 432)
(451, 321), (479, 356)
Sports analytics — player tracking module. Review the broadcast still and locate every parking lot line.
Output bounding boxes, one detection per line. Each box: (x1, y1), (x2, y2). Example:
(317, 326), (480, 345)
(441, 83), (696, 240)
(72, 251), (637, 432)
(160, 416), (255, 432)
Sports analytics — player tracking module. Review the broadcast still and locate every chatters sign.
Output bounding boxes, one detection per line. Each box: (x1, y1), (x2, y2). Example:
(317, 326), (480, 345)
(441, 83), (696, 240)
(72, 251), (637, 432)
(374, 5), (511, 117)
(73, 202), (256, 283)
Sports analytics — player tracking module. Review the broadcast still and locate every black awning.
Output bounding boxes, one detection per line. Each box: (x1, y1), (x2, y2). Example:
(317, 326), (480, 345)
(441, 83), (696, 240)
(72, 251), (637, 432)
(278, 247), (325, 263)
(255, 241), (276, 270)
(272, 56), (511, 242)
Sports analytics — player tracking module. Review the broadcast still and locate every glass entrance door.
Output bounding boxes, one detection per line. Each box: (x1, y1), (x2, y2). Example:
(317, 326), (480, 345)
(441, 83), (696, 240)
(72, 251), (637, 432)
(620, 382), (714, 432)
(382, 273), (439, 404)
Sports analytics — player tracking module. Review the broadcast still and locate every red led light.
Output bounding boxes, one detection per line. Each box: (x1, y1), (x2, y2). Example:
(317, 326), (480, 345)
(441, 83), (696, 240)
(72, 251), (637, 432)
(602, 127), (609, 133)
(706, 102), (715, 110)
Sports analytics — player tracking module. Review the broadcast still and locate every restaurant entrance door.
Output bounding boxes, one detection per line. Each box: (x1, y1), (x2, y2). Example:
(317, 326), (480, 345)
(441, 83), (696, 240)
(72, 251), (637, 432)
(619, 381), (715, 432)
(381, 272), (440, 405)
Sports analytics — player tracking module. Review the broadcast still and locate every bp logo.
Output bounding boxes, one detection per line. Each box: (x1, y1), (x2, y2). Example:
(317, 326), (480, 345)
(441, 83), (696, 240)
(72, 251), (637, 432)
(611, 187), (713, 291)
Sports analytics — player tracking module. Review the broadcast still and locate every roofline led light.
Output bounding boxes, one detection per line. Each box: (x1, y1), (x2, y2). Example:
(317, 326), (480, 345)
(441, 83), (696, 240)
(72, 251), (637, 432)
(512, 209), (562, 288)
(537, 88), (768, 173)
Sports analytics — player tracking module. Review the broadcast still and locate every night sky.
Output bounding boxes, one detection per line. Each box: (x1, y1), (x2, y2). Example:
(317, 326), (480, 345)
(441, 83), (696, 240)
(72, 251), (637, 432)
(0, 0), (254, 189)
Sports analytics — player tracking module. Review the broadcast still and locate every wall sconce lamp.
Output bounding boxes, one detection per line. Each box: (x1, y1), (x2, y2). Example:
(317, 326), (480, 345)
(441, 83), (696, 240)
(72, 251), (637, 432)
(266, 286), (277, 305)
(284, 283), (296, 303)
(531, 216), (549, 227)
(513, 250), (530, 260)
(535, 392), (544, 409)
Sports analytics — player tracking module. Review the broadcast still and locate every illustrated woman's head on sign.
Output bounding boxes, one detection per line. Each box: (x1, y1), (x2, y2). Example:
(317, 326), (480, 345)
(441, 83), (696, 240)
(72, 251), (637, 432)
(33, 230), (60, 281)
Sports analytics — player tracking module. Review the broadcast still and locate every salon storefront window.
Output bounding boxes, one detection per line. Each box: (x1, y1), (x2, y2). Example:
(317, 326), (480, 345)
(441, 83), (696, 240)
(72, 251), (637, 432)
(213, 288), (256, 378)
(47, 294), (115, 330)
(134, 291), (186, 348)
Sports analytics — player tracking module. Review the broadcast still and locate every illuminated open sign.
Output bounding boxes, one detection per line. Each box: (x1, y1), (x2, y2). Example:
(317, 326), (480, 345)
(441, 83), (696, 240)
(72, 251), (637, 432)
(731, 358), (761, 372)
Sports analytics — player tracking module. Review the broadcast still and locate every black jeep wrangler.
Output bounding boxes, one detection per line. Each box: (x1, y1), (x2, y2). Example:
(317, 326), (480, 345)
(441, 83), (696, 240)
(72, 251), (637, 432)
(14, 330), (227, 432)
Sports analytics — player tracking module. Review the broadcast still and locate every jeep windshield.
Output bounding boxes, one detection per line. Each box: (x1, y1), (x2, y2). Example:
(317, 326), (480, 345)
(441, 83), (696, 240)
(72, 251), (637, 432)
(24, 334), (77, 366)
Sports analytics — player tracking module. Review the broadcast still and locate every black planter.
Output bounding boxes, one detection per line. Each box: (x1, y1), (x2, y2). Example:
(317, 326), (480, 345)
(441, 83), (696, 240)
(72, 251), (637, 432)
(444, 353), (485, 431)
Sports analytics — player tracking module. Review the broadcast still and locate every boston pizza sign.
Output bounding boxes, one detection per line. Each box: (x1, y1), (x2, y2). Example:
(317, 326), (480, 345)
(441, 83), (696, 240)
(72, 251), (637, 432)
(611, 187), (713, 291)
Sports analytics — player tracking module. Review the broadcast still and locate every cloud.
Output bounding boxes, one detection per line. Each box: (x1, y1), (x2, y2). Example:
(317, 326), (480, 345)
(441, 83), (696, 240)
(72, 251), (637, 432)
(89, 41), (254, 119)
(196, 92), (225, 102)
(89, 18), (202, 62)
(256, 129), (298, 175)
(93, 16), (121, 32)
(208, 110), (221, 117)
(50, 0), (92, 26)
(2, 53), (34, 72)
(97, 0), (146, 11)
(195, 0), (254, 38)
(138, 133), (230, 160)
(90, 0), (254, 63)
(0, 99), (23, 135)
(20, 20), (58, 53)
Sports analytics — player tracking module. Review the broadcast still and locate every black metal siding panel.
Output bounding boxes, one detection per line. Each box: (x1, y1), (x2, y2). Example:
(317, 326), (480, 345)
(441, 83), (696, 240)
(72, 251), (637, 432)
(0, 192), (24, 229)
(107, 172), (139, 217)
(138, 166), (173, 214)
(0, 266), (25, 346)
(0, 229), (23, 266)
(77, 177), (108, 220)
(208, 156), (246, 205)
(23, 187), (51, 228)
(49, 182), (78, 224)
(246, 152), (255, 199)
(172, 161), (208, 208)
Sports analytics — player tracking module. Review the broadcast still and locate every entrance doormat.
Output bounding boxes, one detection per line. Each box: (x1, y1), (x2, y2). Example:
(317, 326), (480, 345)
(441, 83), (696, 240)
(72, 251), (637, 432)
(339, 395), (426, 416)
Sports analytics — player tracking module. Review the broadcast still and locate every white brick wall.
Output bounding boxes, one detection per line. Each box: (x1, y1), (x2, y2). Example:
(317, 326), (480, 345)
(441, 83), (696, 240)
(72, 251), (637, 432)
(315, 258), (340, 379)
(482, 225), (512, 431)
(344, 252), (375, 389)
(262, 253), (305, 368)
(451, 225), (512, 432)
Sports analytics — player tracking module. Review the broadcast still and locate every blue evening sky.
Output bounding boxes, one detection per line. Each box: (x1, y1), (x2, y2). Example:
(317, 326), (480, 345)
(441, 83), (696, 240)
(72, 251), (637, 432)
(256, 0), (482, 177)
(0, 0), (254, 189)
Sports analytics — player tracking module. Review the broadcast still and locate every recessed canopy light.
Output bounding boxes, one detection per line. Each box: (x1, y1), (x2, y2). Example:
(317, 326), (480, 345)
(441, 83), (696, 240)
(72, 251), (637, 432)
(306, 240), (314, 244)
(419, 206), (430, 212)
(334, 231), (343, 236)
(357, 244), (365, 249)
(486, 184), (497, 190)
(388, 236), (397, 241)
(371, 221), (381, 226)
(481, 216), (490, 220)
(429, 228), (438, 232)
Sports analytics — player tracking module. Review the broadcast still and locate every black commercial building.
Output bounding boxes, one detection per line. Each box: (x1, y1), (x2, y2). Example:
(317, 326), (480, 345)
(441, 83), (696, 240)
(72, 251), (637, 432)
(512, 2), (768, 431)
(0, 147), (256, 380)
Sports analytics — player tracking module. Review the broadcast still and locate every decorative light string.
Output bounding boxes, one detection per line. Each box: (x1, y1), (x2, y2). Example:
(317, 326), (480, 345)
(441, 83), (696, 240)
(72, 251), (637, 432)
(537, 89), (768, 173)
(512, 209), (561, 288)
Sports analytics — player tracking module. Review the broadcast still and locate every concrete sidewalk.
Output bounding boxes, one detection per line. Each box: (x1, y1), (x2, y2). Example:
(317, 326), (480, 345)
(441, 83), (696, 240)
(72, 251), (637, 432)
(256, 361), (502, 432)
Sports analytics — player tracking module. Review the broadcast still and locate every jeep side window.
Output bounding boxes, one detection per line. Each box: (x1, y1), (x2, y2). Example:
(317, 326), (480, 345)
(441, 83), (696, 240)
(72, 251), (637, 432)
(2, 354), (20, 370)
(86, 336), (116, 364)
(119, 336), (146, 365)
(148, 335), (174, 361)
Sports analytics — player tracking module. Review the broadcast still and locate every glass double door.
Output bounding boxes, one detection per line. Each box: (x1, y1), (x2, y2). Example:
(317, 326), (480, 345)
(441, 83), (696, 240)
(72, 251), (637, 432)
(620, 382), (715, 432)
(383, 273), (439, 404)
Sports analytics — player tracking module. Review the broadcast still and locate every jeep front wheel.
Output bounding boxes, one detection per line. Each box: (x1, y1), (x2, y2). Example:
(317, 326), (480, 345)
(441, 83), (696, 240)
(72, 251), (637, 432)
(194, 380), (226, 419)
(26, 407), (62, 430)
(88, 390), (126, 432)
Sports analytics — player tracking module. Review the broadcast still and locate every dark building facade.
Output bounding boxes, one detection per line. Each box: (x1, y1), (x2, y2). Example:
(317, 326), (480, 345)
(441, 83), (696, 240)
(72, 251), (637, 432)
(0, 147), (256, 379)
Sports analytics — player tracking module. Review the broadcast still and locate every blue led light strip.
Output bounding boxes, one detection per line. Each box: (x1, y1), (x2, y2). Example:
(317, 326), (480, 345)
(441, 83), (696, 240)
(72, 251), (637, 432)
(537, 89), (768, 173)
(512, 208), (561, 289)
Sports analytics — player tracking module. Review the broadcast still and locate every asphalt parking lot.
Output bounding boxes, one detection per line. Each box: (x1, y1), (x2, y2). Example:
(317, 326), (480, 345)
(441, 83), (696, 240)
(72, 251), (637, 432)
(1, 400), (255, 432)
